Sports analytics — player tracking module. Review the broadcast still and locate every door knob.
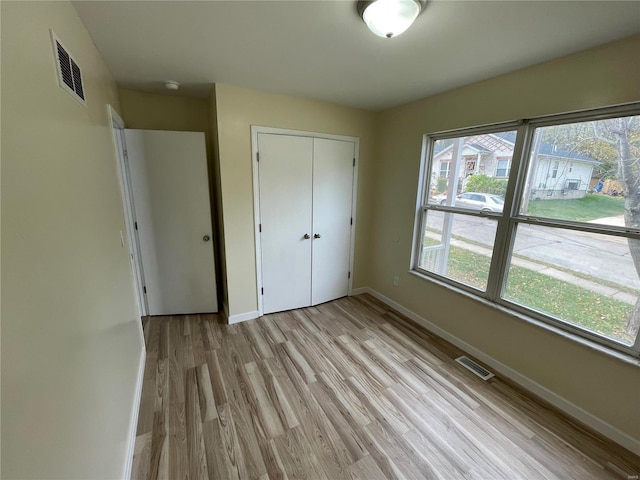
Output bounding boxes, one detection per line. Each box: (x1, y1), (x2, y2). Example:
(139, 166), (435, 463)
(303, 234), (310, 239)
(203, 235), (210, 242)
(314, 233), (321, 239)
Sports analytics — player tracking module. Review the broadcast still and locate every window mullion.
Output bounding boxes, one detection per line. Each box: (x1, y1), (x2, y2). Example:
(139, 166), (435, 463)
(486, 123), (533, 301)
(411, 206), (428, 269)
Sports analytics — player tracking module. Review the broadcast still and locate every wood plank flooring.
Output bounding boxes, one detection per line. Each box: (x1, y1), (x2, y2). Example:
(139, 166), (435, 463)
(132, 294), (640, 479)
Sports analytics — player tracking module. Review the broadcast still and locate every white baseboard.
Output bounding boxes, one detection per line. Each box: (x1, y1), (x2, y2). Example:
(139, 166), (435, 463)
(227, 309), (260, 324)
(350, 286), (369, 296)
(124, 347), (146, 480)
(355, 287), (640, 455)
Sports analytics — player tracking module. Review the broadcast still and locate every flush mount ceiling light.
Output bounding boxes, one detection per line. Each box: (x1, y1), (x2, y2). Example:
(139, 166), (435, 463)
(357, 0), (424, 38)
(164, 80), (180, 90)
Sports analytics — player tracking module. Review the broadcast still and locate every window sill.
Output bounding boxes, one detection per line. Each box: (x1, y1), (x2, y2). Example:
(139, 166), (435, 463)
(408, 269), (640, 367)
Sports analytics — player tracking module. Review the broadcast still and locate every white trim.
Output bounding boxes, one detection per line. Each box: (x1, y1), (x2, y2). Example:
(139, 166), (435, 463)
(354, 286), (640, 455)
(250, 127), (263, 316)
(250, 126), (360, 317)
(350, 286), (369, 296)
(109, 105), (125, 129)
(123, 347), (146, 480)
(228, 310), (260, 325)
(108, 106), (149, 318)
(348, 139), (360, 296)
(251, 126), (360, 143)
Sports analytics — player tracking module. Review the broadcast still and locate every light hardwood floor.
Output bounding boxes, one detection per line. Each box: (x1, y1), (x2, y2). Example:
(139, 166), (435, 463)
(132, 294), (640, 479)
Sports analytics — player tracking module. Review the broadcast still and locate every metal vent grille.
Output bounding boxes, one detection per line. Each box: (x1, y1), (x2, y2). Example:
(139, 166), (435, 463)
(51, 31), (86, 106)
(455, 356), (494, 380)
(56, 42), (74, 90)
(71, 59), (84, 100)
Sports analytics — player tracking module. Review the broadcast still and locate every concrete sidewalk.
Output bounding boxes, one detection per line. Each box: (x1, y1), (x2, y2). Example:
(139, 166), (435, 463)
(426, 232), (637, 305)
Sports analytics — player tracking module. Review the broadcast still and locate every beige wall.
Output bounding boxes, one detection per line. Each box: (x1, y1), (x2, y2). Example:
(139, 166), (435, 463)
(209, 87), (229, 309)
(214, 84), (378, 316)
(368, 35), (640, 441)
(1, 2), (144, 478)
(118, 87), (210, 133)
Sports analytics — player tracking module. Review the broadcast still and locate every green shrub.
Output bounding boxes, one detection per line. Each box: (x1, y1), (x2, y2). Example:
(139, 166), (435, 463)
(465, 174), (508, 196)
(436, 177), (448, 193)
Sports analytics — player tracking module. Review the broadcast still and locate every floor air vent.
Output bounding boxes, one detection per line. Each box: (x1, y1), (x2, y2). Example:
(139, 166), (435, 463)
(50, 30), (86, 106)
(455, 356), (494, 380)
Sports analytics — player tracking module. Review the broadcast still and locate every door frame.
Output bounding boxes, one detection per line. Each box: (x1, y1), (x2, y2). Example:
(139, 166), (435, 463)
(250, 126), (360, 317)
(108, 105), (149, 316)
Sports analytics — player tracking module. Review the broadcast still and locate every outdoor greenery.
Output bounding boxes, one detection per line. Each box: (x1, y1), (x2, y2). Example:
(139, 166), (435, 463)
(526, 193), (624, 222)
(504, 265), (632, 343)
(539, 116), (640, 336)
(465, 174), (508, 196)
(436, 177), (448, 193)
(425, 240), (633, 344)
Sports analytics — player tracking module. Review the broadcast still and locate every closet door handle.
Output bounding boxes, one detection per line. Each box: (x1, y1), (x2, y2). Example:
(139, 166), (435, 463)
(303, 234), (310, 239)
(314, 233), (321, 239)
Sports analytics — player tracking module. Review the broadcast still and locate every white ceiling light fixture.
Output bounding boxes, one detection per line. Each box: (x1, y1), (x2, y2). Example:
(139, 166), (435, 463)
(164, 80), (180, 90)
(357, 0), (424, 39)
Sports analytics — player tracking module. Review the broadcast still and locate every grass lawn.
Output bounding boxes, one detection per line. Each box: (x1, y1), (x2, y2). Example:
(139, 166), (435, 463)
(427, 243), (634, 344)
(526, 193), (624, 222)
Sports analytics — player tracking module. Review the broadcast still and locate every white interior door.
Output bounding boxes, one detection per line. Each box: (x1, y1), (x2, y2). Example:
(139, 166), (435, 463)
(258, 134), (313, 314)
(311, 138), (355, 305)
(124, 130), (218, 316)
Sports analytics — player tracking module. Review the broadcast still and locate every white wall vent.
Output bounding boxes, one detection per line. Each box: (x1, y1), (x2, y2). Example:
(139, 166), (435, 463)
(50, 30), (87, 107)
(455, 356), (495, 380)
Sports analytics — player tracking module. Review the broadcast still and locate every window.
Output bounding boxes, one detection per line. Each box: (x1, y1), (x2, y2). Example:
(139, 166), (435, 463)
(496, 158), (511, 177)
(439, 161), (451, 178)
(413, 104), (640, 356)
(565, 179), (580, 190)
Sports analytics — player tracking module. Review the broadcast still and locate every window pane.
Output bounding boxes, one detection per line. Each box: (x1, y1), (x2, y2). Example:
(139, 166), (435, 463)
(427, 131), (516, 211)
(504, 224), (640, 345)
(520, 115), (639, 227)
(418, 210), (498, 291)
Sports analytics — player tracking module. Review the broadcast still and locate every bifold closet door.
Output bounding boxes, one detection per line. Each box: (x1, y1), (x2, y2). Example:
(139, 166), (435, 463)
(258, 134), (313, 314)
(311, 138), (354, 305)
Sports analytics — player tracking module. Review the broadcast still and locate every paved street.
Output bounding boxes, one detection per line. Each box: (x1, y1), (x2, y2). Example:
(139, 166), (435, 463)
(425, 211), (640, 293)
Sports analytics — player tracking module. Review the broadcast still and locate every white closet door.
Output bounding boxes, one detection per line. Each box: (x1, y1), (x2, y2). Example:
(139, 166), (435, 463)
(258, 134), (313, 314)
(311, 138), (354, 306)
(125, 130), (218, 315)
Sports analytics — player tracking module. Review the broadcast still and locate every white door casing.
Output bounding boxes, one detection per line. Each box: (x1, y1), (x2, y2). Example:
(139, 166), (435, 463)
(124, 129), (218, 315)
(108, 107), (148, 317)
(311, 138), (355, 305)
(258, 134), (314, 314)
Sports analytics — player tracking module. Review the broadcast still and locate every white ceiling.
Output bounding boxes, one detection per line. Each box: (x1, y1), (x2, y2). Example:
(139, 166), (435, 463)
(73, 1), (640, 111)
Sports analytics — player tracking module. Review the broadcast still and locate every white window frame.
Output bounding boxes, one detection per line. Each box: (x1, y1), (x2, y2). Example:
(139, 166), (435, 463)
(411, 102), (640, 357)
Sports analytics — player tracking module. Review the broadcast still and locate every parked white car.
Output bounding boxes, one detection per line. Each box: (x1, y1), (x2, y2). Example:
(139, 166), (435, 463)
(454, 192), (504, 212)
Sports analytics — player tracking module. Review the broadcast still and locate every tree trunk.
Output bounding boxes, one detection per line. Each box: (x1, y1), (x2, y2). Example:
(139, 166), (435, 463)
(613, 119), (640, 338)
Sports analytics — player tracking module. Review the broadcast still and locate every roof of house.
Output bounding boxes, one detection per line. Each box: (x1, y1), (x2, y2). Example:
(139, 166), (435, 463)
(433, 142), (491, 156)
(467, 144), (492, 153)
(433, 132), (600, 164)
(492, 132), (600, 164)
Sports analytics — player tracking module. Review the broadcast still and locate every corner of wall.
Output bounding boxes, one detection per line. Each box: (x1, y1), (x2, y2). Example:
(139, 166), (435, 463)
(208, 84), (229, 310)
